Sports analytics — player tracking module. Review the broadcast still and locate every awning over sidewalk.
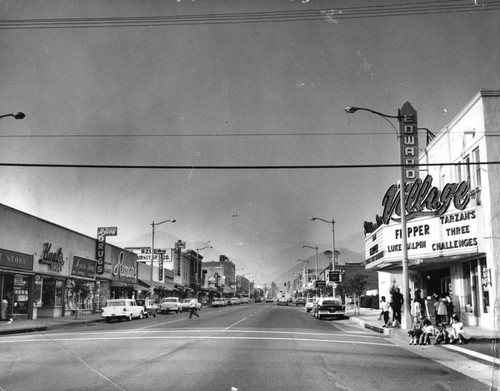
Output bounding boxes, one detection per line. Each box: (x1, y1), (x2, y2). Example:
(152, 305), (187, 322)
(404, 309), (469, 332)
(365, 252), (484, 272)
(111, 280), (149, 291)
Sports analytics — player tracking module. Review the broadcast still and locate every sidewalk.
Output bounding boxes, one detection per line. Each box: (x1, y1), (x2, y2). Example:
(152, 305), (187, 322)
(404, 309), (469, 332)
(0, 312), (105, 335)
(347, 307), (500, 363)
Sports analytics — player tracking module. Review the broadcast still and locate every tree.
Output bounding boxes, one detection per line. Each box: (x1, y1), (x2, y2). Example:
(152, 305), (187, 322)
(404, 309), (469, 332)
(336, 273), (368, 314)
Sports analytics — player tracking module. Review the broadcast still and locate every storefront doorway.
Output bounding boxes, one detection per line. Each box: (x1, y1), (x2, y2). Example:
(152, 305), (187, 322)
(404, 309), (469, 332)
(0, 273), (30, 320)
(424, 267), (451, 298)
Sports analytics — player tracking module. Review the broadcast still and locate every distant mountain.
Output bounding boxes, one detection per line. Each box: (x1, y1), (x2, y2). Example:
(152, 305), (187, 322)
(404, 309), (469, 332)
(258, 233), (366, 282)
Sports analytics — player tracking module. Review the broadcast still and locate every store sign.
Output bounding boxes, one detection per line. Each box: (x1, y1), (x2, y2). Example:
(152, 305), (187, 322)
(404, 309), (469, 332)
(96, 226), (117, 275)
(71, 256), (97, 280)
(381, 208), (478, 260)
(381, 175), (470, 224)
(111, 249), (137, 282)
(0, 248), (33, 270)
(39, 242), (65, 272)
(400, 103), (419, 182)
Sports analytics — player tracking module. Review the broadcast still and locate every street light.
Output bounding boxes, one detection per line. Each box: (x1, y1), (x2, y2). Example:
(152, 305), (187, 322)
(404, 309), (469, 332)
(297, 259), (309, 287)
(150, 218), (176, 299)
(196, 242), (212, 290)
(311, 217), (336, 270)
(301, 245), (319, 282)
(345, 104), (413, 329)
(0, 112), (25, 120)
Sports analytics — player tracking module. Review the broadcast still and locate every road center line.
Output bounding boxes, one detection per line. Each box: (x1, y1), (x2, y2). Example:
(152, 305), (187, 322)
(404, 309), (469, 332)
(224, 318), (248, 330)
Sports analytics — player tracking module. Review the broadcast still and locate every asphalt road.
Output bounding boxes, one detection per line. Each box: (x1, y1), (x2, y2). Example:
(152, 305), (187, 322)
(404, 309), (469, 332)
(0, 303), (493, 391)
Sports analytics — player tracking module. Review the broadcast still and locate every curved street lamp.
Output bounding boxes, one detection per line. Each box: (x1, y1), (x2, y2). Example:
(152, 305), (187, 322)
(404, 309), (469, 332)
(301, 245), (319, 282)
(297, 259), (309, 287)
(345, 103), (412, 329)
(311, 217), (336, 270)
(150, 218), (176, 299)
(0, 112), (25, 120)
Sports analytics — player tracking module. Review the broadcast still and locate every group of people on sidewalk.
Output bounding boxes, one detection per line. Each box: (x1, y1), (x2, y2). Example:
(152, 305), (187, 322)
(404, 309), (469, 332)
(379, 288), (472, 346)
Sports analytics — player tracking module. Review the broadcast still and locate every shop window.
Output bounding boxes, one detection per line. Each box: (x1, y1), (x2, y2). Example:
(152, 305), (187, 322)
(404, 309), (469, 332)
(41, 279), (63, 307)
(480, 258), (490, 313)
(464, 155), (471, 185)
(13, 275), (29, 315)
(66, 280), (95, 310)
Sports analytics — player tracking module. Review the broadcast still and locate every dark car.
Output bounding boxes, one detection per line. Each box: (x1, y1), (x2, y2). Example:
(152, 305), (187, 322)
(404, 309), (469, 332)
(294, 297), (306, 306)
(135, 299), (159, 318)
(254, 297), (263, 303)
(312, 297), (346, 320)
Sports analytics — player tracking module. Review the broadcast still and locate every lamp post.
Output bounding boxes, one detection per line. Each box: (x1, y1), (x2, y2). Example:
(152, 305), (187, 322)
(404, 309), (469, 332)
(301, 245), (319, 283)
(345, 104), (415, 329)
(311, 217), (336, 270)
(0, 112), (25, 120)
(150, 218), (176, 299)
(297, 259), (309, 289)
(196, 242), (212, 292)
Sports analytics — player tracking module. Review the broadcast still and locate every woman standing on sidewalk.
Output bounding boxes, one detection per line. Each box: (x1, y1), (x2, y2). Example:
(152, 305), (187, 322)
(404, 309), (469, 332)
(437, 293), (448, 324)
(379, 296), (391, 327)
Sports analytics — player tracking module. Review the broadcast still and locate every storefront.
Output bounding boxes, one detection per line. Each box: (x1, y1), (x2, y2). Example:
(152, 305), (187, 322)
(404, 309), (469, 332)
(365, 177), (494, 328)
(0, 249), (34, 321)
(0, 202), (139, 319)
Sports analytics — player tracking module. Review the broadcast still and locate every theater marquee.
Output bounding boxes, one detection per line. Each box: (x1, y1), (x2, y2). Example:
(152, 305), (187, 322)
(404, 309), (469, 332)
(367, 208), (478, 264)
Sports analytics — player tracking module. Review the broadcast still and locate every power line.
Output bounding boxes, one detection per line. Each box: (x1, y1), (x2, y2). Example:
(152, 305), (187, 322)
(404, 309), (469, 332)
(0, 130), (496, 139)
(0, 161), (497, 170)
(0, 131), (397, 139)
(1, 1), (498, 29)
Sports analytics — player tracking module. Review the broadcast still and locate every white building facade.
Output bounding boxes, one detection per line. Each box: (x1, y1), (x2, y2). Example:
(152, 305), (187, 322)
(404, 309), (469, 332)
(365, 90), (500, 330)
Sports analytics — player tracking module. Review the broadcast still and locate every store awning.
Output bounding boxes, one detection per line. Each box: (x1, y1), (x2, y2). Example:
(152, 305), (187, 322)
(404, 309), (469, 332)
(111, 280), (149, 291)
(365, 251), (485, 272)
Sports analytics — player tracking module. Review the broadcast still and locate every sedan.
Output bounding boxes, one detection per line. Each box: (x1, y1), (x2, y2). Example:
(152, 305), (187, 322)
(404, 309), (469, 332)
(312, 297), (346, 319)
(179, 298), (202, 312)
(211, 298), (227, 307)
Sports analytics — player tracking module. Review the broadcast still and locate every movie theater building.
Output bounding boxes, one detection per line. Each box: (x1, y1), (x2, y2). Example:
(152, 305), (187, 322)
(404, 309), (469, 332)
(0, 203), (138, 320)
(365, 90), (499, 330)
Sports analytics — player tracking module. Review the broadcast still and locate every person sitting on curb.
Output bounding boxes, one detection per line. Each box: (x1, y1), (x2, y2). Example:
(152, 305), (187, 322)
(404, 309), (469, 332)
(434, 322), (450, 345)
(408, 318), (423, 345)
(420, 319), (434, 345)
(449, 314), (471, 344)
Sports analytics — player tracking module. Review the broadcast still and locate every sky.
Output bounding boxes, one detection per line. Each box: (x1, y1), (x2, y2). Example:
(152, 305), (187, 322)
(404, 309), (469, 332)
(1, 0), (499, 283)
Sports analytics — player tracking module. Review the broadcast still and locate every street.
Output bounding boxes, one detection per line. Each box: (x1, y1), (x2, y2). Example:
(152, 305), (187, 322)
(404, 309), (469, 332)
(0, 303), (492, 391)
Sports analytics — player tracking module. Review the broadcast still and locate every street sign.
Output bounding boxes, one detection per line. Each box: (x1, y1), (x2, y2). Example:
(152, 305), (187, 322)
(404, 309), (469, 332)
(315, 280), (326, 288)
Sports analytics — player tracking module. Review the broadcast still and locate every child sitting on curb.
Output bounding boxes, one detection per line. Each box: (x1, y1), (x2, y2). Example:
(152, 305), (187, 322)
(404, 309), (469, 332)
(434, 322), (450, 344)
(408, 319), (423, 345)
(449, 314), (471, 344)
(420, 319), (434, 345)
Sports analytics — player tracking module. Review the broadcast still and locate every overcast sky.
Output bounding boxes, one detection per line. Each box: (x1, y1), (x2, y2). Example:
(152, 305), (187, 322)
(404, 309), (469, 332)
(1, 0), (499, 282)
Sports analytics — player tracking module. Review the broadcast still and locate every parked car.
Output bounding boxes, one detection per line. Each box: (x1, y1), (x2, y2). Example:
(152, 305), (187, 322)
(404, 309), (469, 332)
(312, 297), (346, 319)
(305, 297), (316, 312)
(240, 297), (249, 304)
(254, 297), (263, 303)
(135, 299), (159, 318)
(211, 298), (227, 307)
(159, 297), (181, 314)
(294, 297), (306, 306)
(101, 299), (144, 322)
(178, 298), (202, 312)
(277, 297), (290, 306)
(265, 297), (274, 303)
